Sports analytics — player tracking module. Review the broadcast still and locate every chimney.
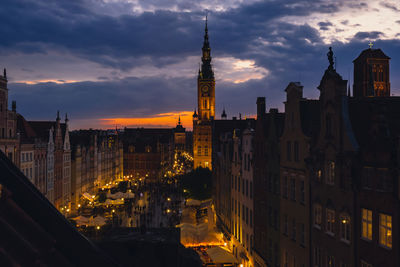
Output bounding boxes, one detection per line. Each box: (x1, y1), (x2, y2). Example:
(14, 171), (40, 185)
(257, 97), (266, 119)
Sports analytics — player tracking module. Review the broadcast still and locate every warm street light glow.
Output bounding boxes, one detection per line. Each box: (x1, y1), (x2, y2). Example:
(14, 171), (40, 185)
(96, 226), (100, 230)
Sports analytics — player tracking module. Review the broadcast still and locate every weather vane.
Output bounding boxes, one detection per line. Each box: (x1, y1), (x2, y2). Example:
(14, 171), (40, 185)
(368, 41), (373, 49)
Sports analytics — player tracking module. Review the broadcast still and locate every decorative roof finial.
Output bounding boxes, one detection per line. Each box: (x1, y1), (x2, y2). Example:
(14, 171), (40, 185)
(65, 113), (69, 122)
(368, 41), (373, 49)
(57, 110), (60, 120)
(178, 115), (181, 125)
(3, 68), (6, 79)
(327, 47), (334, 70)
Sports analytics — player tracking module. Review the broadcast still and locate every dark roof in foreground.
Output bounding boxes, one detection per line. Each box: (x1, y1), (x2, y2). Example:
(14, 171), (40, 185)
(0, 150), (120, 267)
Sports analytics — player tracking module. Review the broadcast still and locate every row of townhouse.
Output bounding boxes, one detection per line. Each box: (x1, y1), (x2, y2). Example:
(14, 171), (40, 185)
(0, 69), (123, 213)
(214, 46), (400, 267)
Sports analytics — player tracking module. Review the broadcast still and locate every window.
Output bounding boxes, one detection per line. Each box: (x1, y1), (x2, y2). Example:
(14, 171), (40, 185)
(300, 180), (305, 204)
(314, 204), (322, 228)
(235, 176), (237, 190)
(290, 178), (296, 201)
(238, 177), (240, 192)
(250, 181), (253, 199)
(294, 141), (299, 162)
(273, 209), (278, 230)
(246, 206), (249, 225)
(273, 175), (278, 194)
(283, 176), (288, 198)
(377, 169), (393, 192)
(204, 146), (208, 156)
(291, 218), (296, 241)
(314, 247), (321, 267)
(242, 178), (245, 194)
(232, 175), (234, 189)
(327, 255), (335, 267)
(379, 213), (392, 249)
(198, 146), (201, 156)
(326, 209), (335, 234)
(269, 207), (273, 227)
(250, 209), (253, 227)
(316, 169), (322, 182)
(326, 114), (332, 137)
(284, 214), (288, 235)
(268, 174), (272, 192)
(283, 251), (288, 267)
(300, 223), (305, 246)
(361, 208), (372, 240)
(361, 260), (373, 267)
(247, 154), (251, 171)
(286, 141), (291, 161)
(246, 180), (248, 197)
(340, 214), (351, 242)
(326, 161), (335, 185)
(362, 167), (373, 189)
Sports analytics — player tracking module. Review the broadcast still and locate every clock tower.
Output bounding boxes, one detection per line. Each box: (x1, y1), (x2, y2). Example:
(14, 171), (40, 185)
(193, 17), (215, 169)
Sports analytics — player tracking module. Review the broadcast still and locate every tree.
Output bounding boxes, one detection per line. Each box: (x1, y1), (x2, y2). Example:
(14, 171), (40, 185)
(178, 167), (212, 200)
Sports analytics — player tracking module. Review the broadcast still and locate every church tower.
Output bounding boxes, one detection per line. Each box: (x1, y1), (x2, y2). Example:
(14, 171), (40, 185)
(193, 17), (215, 170)
(353, 45), (390, 97)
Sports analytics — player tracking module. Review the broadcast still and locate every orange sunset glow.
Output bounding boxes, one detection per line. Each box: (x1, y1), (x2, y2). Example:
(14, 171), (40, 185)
(99, 111), (194, 129)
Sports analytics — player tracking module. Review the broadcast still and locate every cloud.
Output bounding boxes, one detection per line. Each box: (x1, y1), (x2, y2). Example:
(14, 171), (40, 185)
(1, 0), (400, 130)
(380, 1), (400, 12)
(352, 31), (385, 41)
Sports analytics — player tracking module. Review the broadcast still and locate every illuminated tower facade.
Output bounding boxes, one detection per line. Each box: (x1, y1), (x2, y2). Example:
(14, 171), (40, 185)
(353, 46), (390, 97)
(193, 18), (215, 170)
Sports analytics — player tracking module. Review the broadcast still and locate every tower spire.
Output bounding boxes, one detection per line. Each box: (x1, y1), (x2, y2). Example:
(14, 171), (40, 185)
(200, 16), (213, 79)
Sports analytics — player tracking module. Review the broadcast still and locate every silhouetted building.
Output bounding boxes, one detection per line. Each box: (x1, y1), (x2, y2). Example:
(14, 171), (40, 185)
(253, 98), (285, 267)
(0, 69), (19, 166)
(122, 128), (174, 179)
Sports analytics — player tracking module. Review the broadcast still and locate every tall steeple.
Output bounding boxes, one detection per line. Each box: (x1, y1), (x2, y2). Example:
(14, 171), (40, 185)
(200, 16), (214, 79)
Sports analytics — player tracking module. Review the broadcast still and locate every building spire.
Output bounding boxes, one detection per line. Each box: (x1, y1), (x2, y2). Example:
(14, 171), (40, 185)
(178, 115), (181, 125)
(200, 15), (214, 79)
(3, 68), (6, 79)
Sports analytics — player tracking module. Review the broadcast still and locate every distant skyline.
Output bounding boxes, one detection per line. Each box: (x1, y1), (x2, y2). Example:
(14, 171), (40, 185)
(1, 0), (400, 130)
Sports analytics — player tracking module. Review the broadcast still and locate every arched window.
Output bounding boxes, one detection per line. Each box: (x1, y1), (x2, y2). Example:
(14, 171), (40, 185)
(340, 213), (351, 242)
(198, 146), (201, 156)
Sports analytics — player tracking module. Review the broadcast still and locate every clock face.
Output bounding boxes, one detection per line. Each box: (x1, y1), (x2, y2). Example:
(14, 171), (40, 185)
(201, 85), (209, 93)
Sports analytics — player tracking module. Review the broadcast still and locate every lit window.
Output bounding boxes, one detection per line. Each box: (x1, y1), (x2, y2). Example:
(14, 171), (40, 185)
(326, 161), (335, 185)
(361, 208), (372, 240)
(361, 260), (373, 267)
(326, 208), (335, 234)
(314, 204), (322, 228)
(327, 255), (335, 267)
(198, 146), (201, 156)
(204, 146), (208, 156)
(316, 169), (322, 182)
(379, 213), (392, 249)
(340, 214), (351, 242)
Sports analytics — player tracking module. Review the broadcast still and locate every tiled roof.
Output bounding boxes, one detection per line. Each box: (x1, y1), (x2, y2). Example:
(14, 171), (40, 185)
(353, 48), (390, 62)
(0, 150), (119, 266)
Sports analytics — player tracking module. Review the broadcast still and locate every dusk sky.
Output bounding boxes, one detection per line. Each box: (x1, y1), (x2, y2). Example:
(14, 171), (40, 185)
(2, 0), (400, 130)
